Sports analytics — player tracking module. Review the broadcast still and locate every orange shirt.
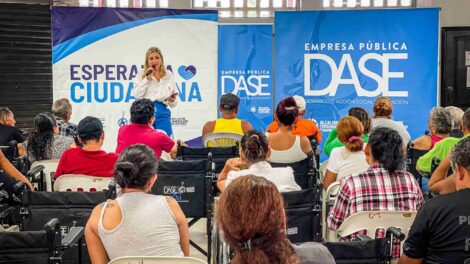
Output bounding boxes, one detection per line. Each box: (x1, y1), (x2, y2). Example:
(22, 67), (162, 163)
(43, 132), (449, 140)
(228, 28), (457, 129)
(267, 118), (322, 142)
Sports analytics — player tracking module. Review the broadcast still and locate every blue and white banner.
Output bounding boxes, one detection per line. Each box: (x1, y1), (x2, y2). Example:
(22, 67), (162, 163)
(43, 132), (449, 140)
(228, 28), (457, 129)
(274, 8), (439, 160)
(52, 7), (218, 151)
(218, 25), (273, 131)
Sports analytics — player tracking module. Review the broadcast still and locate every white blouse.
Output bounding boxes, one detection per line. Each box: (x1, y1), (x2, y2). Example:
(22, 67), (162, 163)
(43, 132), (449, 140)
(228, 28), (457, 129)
(132, 70), (178, 108)
(225, 161), (301, 192)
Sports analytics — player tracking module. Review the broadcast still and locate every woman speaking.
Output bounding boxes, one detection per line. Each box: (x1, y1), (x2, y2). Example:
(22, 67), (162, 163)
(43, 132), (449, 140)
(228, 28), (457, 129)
(133, 47), (178, 137)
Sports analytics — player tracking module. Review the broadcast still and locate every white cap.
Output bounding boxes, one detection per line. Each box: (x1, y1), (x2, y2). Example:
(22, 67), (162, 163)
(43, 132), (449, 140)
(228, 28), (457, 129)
(293, 95), (306, 113)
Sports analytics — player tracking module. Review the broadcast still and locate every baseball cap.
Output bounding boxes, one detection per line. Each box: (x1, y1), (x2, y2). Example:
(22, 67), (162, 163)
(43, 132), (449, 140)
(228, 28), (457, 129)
(77, 116), (103, 141)
(293, 95), (306, 113)
(220, 93), (240, 110)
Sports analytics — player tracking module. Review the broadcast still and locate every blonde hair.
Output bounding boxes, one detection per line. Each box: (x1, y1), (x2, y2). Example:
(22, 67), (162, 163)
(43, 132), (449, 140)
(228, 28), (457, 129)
(141, 47), (166, 79)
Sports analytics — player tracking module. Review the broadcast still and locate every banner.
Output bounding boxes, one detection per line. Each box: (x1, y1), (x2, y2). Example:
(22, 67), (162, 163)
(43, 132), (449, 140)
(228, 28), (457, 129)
(52, 7), (218, 151)
(218, 25), (273, 131)
(274, 8), (439, 161)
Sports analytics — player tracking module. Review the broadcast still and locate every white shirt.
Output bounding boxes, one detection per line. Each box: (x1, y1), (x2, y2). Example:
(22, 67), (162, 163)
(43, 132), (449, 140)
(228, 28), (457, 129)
(132, 70), (178, 108)
(372, 118), (411, 147)
(225, 161), (301, 192)
(326, 146), (369, 182)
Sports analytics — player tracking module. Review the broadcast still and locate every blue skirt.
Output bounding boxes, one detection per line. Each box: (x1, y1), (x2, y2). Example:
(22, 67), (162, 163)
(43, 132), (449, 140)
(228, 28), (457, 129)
(153, 101), (173, 137)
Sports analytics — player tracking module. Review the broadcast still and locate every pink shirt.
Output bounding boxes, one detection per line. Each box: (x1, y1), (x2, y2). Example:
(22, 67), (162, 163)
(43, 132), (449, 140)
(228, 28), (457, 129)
(116, 123), (175, 159)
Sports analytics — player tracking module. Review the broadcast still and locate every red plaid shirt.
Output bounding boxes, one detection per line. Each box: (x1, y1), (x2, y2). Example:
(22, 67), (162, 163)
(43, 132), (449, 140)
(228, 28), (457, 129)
(327, 164), (423, 258)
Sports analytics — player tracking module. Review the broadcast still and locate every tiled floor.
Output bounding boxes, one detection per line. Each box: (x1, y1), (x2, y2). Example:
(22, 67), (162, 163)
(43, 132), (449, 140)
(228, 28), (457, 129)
(189, 218), (209, 262)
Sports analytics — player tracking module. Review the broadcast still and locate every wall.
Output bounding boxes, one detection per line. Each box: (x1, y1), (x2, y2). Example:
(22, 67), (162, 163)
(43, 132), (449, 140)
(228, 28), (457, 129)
(433, 0), (470, 27)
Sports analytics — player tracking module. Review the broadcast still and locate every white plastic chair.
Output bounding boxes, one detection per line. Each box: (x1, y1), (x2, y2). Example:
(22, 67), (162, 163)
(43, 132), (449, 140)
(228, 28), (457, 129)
(322, 181), (340, 239)
(108, 256), (207, 264)
(30, 160), (59, 191)
(202, 132), (242, 147)
(53, 174), (113, 192)
(326, 211), (417, 243)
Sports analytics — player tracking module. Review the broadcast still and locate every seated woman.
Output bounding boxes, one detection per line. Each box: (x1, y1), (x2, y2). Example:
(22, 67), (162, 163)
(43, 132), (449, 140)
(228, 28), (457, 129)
(371, 96), (411, 147)
(324, 107), (371, 156)
(217, 175), (335, 264)
(327, 127), (423, 238)
(217, 130), (300, 192)
(268, 97), (312, 163)
(412, 107), (452, 151)
(85, 144), (189, 263)
(26, 112), (74, 163)
(323, 116), (369, 190)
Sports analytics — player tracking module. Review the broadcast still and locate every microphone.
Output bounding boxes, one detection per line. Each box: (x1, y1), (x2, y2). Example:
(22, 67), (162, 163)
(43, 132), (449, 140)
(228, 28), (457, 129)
(145, 67), (154, 76)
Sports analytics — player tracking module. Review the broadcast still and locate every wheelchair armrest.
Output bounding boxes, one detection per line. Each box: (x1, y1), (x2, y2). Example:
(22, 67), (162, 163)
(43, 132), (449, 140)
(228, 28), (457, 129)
(26, 165), (45, 178)
(44, 218), (60, 232)
(354, 234), (373, 241)
(386, 227), (406, 241)
(61, 227), (85, 250)
(13, 181), (28, 192)
(0, 207), (15, 220)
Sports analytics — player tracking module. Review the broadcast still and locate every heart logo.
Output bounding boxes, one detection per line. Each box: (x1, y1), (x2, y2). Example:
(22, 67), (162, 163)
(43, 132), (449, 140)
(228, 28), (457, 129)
(178, 65), (197, 80)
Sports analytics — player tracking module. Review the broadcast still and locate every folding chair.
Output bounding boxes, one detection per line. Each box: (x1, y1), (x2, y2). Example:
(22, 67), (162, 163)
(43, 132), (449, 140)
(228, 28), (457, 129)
(19, 190), (113, 264)
(0, 218), (84, 264)
(326, 211), (417, 252)
(151, 160), (214, 263)
(53, 174), (114, 192)
(109, 256), (207, 264)
(30, 159), (60, 191)
(202, 132), (242, 147)
(281, 188), (322, 243)
(271, 153), (320, 189)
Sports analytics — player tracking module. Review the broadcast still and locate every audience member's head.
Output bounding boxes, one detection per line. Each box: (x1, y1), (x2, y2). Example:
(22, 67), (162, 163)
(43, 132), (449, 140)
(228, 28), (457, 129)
(130, 99), (155, 125)
(217, 175), (298, 264)
(293, 95), (307, 116)
(462, 108), (470, 133)
(52, 98), (73, 122)
(219, 93), (240, 114)
(276, 97), (299, 128)
(348, 107), (372, 134)
(27, 112), (57, 160)
(77, 116), (104, 145)
(114, 144), (158, 190)
(337, 116), (364, 152)
(451, 137), (470, 191)
(445, 106), (464, 130)
(367, 127), (404, 172)
(239, 130), (270, 165)
(0, 107), (15, 126)
(428, 107), (452, 135)
(373, 96), (393, 118)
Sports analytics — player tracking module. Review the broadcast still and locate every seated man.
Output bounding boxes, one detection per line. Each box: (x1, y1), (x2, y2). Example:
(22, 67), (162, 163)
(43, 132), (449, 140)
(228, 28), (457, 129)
(267, 95), (322, 143)
(52, 98), (77, 138)
(400, 137), (470, 264)
(417, 108), (470, 173)
(116, 99), (176, 159)
(0, 107), (26, 157)
(54, 116), (118, 179)
(202, 93), (252, 137)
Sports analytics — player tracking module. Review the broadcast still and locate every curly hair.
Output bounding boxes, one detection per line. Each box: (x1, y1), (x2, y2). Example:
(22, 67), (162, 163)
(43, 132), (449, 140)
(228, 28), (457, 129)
(429, 107), (452, 134)
(216, 175), (299, 264)
(130, 99), (155, 124)
(27, 112), (56, 161)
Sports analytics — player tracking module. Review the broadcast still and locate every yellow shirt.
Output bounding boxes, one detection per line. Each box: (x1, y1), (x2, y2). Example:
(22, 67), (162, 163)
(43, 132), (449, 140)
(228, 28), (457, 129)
(213, 118), (244, 135)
